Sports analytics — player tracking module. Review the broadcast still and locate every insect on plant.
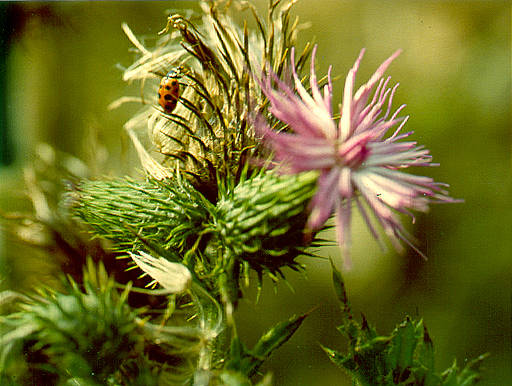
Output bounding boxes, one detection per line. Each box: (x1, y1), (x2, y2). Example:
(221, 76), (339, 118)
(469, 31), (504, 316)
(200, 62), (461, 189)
(157, 65), (186, 114)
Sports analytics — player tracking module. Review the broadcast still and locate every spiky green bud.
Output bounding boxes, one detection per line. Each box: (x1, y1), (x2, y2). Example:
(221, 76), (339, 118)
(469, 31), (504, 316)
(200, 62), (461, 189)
(212, 170), (318, 277)
(70, 170), (320, 289)
(69, 176), (213, 258)
(0, 262), (140, 384)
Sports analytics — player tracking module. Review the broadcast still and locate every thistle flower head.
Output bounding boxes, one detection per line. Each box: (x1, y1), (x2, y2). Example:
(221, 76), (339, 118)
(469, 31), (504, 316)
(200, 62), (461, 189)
(116, 0), (313, 192)
(0, 261), (140, 383)
(256, 46), (460, 264)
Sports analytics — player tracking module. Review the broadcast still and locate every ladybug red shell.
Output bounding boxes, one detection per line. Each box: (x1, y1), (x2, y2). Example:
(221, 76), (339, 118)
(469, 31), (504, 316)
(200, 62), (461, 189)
(158, 69), (181, 114)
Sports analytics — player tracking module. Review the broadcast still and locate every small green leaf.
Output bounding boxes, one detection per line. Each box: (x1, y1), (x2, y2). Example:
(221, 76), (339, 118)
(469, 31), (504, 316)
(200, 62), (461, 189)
(320, 344), (356, 372)
(441, 360), (459, 386)
(411, 322), (442, 385)
(440, 352), (489, 386)
(417, 322), (435, 371)
(360, 313), (378, 340)
(225, 336), (251, 373)
(358, 336), (392, 353)
(386, 316), (421, 382)
(458, 354), (489, 386)
(252, 313), (307, 357)
(353, 336), (392, 385)
(245, 312), (308, 376)
(330, 260), (351, 316)
(229, 336), (244, 362)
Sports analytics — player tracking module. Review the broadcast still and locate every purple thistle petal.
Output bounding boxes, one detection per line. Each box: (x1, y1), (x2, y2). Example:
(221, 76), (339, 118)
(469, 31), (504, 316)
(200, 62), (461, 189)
(383, 83), (400, 121)
(252, 46), (461, 264)
(338, 167), (353, 198)
(335, 198), (352, 268)
(307, 169), (340, 230)
(354, 194), (384, 248)
(290, 47), (337, 139)
(324, 65), (334, 116)
(339, 49), (365, 141)
(353, 49), (402, 103)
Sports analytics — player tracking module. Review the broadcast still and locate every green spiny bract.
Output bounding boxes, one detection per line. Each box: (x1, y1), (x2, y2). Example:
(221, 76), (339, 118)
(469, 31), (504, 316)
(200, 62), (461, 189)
(70, 171), (320, 292)
(0, 262), (140, 384)
(69, 176), (213, 258)
(211, 170), (319, 280)
(322, 263), (488, 386)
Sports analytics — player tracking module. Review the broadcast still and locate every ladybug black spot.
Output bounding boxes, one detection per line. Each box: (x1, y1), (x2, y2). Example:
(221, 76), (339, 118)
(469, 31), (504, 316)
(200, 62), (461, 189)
(165, 85), (171, 90)
(164, 94), (175, 101)
(158, 93), (161, 99)
(171, 80), (178, 86)
(165, 103), (175, 111)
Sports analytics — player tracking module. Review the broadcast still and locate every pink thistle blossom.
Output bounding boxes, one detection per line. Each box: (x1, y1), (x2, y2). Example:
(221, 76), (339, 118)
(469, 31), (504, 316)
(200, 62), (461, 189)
(255, 46), (460, 265)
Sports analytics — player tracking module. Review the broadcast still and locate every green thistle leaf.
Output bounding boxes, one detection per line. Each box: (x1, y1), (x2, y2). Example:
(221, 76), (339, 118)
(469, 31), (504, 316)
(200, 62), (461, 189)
(250, 312), (308, 368)
(413, 324), (441, 386)
(323, 267), (488, 386)
(320, 344), (356, 372)
(441, 354), (489, 386)
(226, 313), (309, 378)
(386, 317), (422, 383)
(457, 354), (489, 385)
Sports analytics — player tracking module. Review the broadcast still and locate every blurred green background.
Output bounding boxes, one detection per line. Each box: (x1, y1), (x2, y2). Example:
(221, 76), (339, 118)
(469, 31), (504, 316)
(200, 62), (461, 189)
(0, 1), (510, 385)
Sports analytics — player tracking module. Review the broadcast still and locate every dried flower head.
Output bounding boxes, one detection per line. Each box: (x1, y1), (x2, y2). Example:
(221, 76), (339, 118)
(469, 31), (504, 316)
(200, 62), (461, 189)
(255, 46), (460, 264)
(115, 0), (313, 192)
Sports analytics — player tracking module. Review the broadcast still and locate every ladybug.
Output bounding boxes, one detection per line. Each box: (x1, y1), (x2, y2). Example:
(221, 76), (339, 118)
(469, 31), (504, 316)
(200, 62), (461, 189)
(158, 67), (182, 114)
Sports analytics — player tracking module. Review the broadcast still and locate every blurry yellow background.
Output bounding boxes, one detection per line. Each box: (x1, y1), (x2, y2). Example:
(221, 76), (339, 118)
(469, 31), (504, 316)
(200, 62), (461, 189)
(0, 1), (510, 385)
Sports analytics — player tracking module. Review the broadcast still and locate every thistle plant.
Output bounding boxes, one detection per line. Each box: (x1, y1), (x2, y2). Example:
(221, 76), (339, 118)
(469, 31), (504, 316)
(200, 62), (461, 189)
(253, 45), (461, 265)
(0, 1), (487, 385)
(323, 264), (489, 386)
